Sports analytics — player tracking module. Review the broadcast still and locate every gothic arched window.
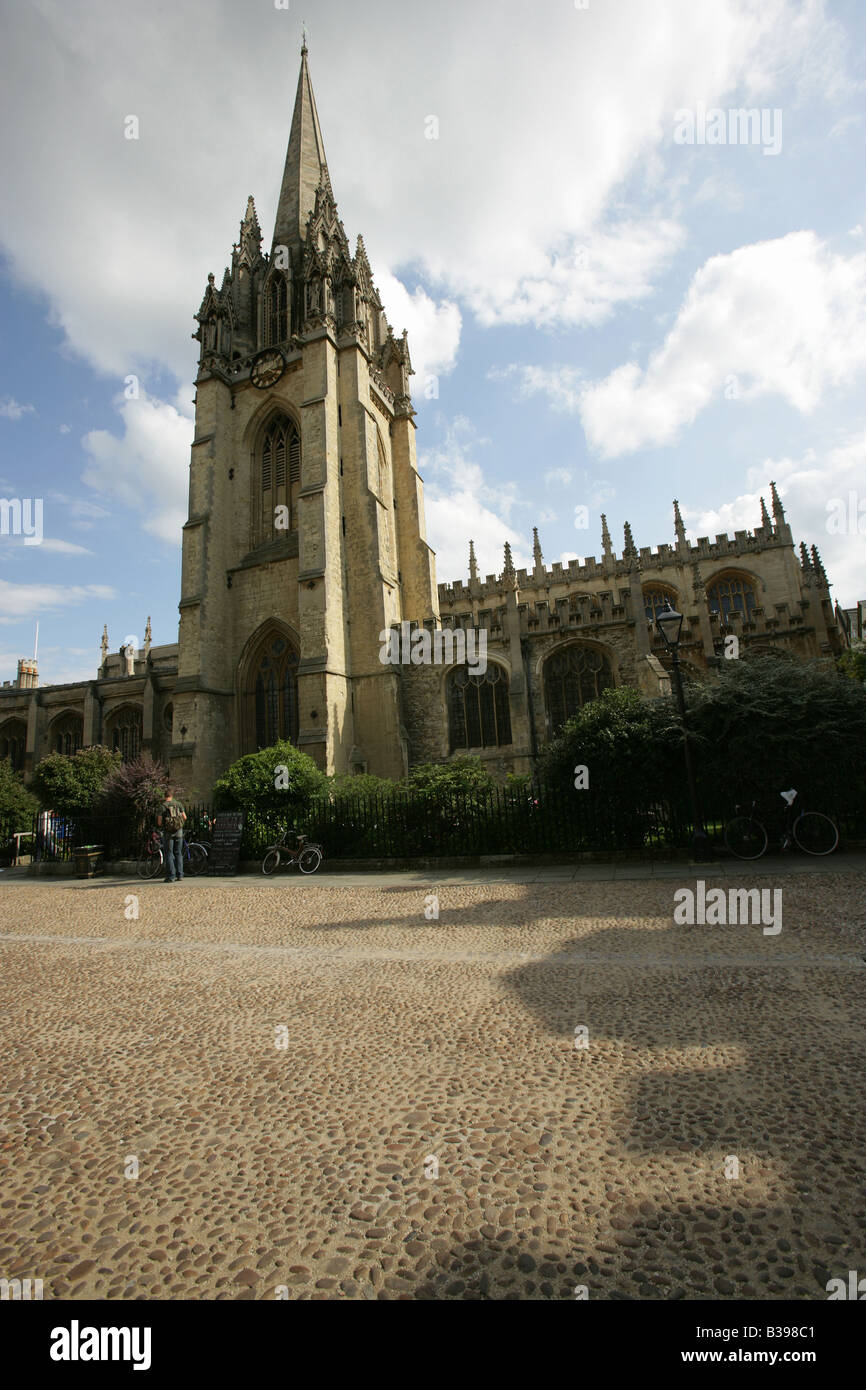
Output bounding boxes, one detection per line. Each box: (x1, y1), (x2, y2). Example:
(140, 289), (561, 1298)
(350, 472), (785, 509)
(259, 414), (301, 543)
(0, 719), (27, 772)
(51, 712), (83, 756)
(105, 708), (142, 762)
(246, 633), (299, 750)
(266, 274), (289, 345)
(544, 644), (614, 733)
(707, 573), (757, 621)
(447, 664), (512, 751)
(643, 584), (679, 623)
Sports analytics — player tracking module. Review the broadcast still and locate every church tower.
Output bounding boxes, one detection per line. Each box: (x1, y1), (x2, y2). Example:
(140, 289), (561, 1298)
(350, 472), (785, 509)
(172, 42), (438, 797)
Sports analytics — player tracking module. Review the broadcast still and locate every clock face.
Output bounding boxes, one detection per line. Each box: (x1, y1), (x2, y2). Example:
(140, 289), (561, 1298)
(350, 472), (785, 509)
(250, 349), (285, 390)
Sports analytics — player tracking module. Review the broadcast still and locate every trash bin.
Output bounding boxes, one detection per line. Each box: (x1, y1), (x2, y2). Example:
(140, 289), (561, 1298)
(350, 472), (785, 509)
(73, 845), (104, 878)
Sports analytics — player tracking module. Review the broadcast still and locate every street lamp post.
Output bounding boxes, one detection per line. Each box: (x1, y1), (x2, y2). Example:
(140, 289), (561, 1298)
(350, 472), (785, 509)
(656, 603), (710, 862)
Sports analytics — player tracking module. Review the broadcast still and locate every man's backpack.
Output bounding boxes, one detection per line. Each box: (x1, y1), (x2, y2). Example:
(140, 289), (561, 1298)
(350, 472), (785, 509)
(164, 802), (184, 834)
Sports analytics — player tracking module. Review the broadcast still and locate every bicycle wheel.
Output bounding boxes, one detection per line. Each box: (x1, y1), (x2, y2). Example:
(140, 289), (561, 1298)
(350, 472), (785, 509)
(724, 816), (768, 860)
(187, 843), (208, 876)
(138, 847), (162, 879)
(793, 812), (838, 856)
(298, 847), (322, 874)
(262, 848), (281, 876)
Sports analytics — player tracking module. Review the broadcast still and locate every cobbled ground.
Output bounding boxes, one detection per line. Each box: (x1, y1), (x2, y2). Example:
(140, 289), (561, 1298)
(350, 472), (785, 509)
(1, 872), (864, 1300)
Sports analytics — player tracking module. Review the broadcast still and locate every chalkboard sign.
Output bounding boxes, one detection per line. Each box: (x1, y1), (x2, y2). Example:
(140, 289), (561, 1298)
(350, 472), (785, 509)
(209, 811), (244, 875)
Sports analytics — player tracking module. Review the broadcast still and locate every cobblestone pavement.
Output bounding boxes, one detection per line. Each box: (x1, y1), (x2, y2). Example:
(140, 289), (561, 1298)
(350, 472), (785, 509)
(1, 870), (864, 1301)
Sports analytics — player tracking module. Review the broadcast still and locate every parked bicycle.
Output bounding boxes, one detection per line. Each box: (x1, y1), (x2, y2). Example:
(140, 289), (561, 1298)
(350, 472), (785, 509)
(137, 828), (210, 878)
(261, 829), (323, 876)
(724, 789), (838, 860)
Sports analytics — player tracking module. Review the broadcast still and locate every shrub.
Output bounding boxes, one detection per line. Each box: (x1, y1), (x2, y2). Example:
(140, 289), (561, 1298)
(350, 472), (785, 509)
(212, 741), (326, 817)
(406, 756), (496, 802)
(100, 754), (177, 824)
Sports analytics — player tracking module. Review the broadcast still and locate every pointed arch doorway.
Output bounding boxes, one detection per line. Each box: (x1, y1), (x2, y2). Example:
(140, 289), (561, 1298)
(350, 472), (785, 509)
(240, 625), (300, 752)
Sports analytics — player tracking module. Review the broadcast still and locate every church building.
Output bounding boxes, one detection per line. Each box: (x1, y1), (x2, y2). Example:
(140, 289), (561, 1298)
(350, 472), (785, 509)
(0, 46), (848, 797)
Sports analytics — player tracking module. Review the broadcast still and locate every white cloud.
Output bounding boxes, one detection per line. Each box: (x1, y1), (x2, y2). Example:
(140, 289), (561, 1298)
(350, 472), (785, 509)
(544, 467), (574, 489)
(4, 537), (93, 556)
(495, 366), (584, 416)
(580, 231), (866, 457)
(682, 430), (866, 606)
(81, 392), (192, 543)
(0, 0), (846, 390)
(0, 580), (114, 624)
(374, 270), (461, 388)
(58, 424), (71, 434)
(421, 417), (529, 586)
(0, 398), (35, 420)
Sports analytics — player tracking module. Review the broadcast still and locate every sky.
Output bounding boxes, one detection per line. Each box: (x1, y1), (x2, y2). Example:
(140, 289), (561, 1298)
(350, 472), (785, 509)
(1, 0), (865, 687)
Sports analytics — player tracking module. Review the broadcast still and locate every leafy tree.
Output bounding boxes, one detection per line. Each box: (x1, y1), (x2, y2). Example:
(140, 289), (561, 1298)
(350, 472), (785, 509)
(838, 646), (866, 684)
(538, 686), (677, 802)
(0, 758), (39, 822)
(212, 741), (326, 817)
(685, 652), (866, 809)
(29, 745), (121, 818)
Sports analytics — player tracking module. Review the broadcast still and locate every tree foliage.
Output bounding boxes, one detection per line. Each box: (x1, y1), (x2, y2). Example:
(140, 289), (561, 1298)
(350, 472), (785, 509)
(29, 745), (121, 818)
(0, 758), (39, 822)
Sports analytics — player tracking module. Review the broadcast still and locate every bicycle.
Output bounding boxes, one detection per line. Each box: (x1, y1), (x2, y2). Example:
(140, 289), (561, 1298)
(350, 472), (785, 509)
(261, 829), (323, 876)
(724, 789), (838, 861)
(137, 829), (209, 878)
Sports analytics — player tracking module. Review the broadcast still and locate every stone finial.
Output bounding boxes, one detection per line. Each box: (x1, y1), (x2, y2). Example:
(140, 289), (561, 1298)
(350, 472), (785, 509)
(468, 539), (478, 585)
(532, 527), (543, 571)
(760, 496), (771, 529)
(673, 498), (687, 546)
(799, 541), (812, 571)
(144, 616), (152, 658)
(770, 480), (785, 523)
(100, 625), (108, 666)
(502, 540), (517, 589)
(623, 521), (640, 574)
(811, 545), (827, 581)
(600, 513), (613, 557)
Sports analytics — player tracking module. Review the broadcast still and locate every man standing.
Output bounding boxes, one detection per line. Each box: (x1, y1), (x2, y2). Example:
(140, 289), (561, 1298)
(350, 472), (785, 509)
(157, 787), (186, 883)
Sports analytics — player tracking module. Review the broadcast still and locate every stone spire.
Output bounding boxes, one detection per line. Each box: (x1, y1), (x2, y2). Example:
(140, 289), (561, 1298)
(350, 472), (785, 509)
(100, 625), (108, 667)
(673, 499), (687, 547)
(770, 480), (785, 525)
(272, 43), (330, 261)
(760, 496), (771, 529)
(468, 539), (478, 585)
(144, 616), (152, 659)
(532, 526), (544, 573)
(799, 540), (812, 572)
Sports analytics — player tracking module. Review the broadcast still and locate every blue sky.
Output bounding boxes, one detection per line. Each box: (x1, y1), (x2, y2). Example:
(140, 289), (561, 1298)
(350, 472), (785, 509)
(1, 0), (865, 686)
